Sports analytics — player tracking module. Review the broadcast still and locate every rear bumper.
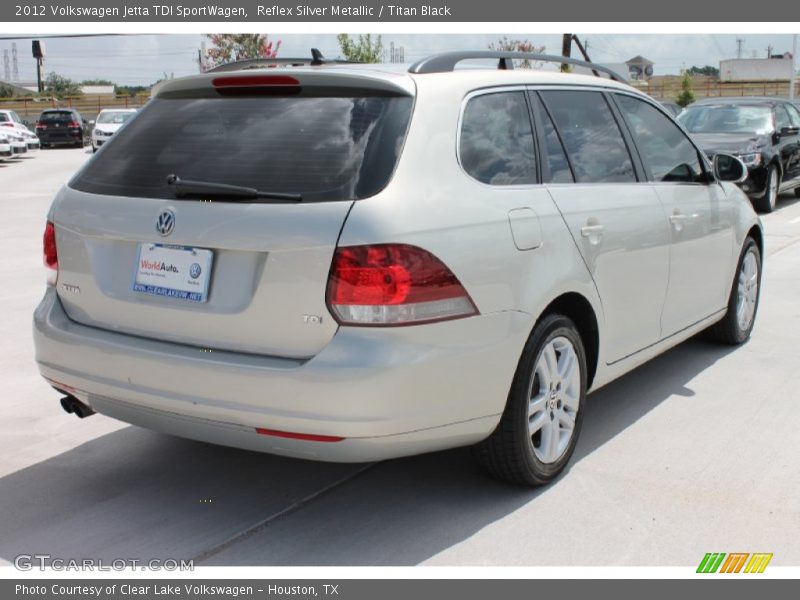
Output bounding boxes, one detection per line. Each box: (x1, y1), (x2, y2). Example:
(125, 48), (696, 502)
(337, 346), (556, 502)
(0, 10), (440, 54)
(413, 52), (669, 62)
(33, 289), (530, 462)
(38, 131), (83, 144)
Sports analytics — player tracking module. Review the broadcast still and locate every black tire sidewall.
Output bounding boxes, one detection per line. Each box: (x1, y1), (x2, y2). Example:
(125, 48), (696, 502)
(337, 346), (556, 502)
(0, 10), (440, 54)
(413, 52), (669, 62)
(510, 314), (588, 482)
(728, 238), (762, 343)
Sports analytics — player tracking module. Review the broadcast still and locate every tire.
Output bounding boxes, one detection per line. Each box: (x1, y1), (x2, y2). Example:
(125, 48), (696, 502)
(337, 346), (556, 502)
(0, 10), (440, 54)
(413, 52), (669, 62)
(707, 237), (761, 345)
(92, 145), (97, 153)
(794, 187), (800, 198)
(752, 165), (779, 213)
(473, 313), (587, 486)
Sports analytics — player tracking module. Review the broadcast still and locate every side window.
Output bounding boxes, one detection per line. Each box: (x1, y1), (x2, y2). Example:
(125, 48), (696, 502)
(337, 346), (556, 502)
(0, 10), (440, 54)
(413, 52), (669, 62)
(615, 94), (705, 184)
(775, 105), (791, 130)
(530, 93), (574, 183)
(540, 91), (636, 184)
(459, 91), (536, 185)
(785, 104), (800, 128)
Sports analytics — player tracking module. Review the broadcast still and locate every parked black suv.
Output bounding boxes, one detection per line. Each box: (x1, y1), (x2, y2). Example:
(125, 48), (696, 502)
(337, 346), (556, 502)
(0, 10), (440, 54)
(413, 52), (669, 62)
(678, 97), (800, 212)
(35, 109), (91, 148)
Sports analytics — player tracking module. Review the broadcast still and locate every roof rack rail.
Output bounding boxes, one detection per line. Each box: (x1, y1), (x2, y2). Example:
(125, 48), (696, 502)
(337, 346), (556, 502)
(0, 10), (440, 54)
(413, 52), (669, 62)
(408, 51), (626, 82)
(207, 48), (355, 73)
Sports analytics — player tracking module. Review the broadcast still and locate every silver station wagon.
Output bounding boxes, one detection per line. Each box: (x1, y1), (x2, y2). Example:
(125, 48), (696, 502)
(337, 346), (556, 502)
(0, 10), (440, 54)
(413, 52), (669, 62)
(34, 52), (763, 485)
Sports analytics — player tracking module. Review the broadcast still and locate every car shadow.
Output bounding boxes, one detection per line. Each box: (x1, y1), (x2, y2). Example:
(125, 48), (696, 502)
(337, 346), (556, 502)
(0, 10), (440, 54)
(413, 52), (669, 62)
(0, 336), (738, 566)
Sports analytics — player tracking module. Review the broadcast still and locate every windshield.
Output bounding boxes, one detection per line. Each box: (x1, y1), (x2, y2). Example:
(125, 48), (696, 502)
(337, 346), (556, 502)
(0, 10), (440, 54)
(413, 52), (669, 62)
(71, 93), (413, 202)
(96, 111), (137, 125)
(677, 105), (773, 135)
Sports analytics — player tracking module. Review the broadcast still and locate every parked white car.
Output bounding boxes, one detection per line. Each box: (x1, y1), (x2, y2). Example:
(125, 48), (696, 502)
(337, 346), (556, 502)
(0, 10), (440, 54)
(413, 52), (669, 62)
(0, 132), (12, 160)
(33, 52), (763, 486)
(4, 129), (28, 155)
(0, 109), (40, 150)
(91, 108), (138, 152)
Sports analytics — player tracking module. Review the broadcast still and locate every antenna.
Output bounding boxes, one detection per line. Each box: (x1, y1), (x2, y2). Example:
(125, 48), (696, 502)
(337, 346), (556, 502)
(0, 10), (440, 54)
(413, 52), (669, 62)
(3, 49), (9, 82)
(736, 38), (744, 59)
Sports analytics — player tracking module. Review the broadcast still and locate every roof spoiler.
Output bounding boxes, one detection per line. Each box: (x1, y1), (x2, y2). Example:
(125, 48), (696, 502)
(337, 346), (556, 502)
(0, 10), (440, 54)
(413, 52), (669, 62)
(408, 51), (626, 82)
(206, 48), (357, 73)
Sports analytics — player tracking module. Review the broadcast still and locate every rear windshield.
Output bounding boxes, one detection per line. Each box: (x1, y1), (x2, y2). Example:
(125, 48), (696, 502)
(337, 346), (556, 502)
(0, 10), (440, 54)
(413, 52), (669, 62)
(0, 114), (8, 122)
(71, 94), (413, 202)
(40, 111), (75, 122)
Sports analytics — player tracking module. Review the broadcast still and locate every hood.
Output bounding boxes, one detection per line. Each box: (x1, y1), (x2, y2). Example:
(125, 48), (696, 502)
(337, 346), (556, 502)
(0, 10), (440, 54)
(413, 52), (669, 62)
(93, 123), (125, 135)
(689, 132), (769, 157)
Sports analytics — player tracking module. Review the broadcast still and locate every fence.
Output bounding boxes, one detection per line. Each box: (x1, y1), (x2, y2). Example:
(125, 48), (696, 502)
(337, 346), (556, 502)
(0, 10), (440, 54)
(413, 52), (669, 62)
(635, 80), (800, 101)
(0, 94), (150, 121)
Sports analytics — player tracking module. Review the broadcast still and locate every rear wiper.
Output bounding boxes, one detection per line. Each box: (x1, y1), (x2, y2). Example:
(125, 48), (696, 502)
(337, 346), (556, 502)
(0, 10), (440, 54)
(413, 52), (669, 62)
(166, 174), (302, 203)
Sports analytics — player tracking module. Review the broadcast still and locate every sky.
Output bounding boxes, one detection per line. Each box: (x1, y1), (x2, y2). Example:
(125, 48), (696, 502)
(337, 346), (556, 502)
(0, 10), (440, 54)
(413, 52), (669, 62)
(1, 33), (798, 86)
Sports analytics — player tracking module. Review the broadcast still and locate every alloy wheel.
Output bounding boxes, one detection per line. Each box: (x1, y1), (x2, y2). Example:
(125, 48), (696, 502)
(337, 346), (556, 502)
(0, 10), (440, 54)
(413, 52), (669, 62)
(527, 336), (581, 464)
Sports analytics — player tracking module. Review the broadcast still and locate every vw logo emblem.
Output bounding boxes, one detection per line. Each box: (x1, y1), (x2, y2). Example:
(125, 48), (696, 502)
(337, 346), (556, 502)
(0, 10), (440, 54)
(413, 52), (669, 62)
(156, 209), (175, 237)
(189, 263), (202, 279)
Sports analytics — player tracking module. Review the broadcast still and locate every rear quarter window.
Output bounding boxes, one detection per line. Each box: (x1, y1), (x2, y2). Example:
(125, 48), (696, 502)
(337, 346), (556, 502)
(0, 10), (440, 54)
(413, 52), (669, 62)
(459, 91), (537, 185)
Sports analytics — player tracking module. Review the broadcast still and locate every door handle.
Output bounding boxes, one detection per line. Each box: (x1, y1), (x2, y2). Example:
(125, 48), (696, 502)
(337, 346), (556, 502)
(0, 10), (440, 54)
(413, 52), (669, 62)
(580, 224), (605, 237)
(669, 211), (688, 232)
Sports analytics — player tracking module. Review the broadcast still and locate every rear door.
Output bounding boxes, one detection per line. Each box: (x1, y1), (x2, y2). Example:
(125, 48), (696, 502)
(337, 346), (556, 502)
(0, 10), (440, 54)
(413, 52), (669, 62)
(55, 74), (414, 358)
(533, 89), (671, 363)
(613, 93), (735, 335)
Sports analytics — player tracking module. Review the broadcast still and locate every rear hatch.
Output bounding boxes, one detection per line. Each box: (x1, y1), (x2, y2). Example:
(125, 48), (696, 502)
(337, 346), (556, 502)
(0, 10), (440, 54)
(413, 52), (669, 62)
(37, 110), (80, 141)
(54, 69), (414, 358)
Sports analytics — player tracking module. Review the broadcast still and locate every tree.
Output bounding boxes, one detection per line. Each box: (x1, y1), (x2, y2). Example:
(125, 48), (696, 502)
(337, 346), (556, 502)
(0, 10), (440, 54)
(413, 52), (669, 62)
(201, 34), (281, 71)
(0, 83), (16, 98)
(81, 79), (115, 86)
(336, 34), (384, 63)
(42, 73), (83, 98)
(488, 36), (546, 69)
(676, 70), (696, 107)
(687, 65), (719, 77)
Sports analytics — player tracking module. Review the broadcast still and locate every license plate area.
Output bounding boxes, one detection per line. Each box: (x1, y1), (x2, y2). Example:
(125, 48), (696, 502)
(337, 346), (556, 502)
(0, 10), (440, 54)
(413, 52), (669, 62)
(133, 244), (213, 302)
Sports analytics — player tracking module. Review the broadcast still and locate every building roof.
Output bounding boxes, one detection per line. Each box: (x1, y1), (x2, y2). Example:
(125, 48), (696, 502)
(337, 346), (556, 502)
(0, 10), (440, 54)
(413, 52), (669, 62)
(80, 85), (115, 95)
(626, 55), (654, 65)
(0, 80), (36, 97)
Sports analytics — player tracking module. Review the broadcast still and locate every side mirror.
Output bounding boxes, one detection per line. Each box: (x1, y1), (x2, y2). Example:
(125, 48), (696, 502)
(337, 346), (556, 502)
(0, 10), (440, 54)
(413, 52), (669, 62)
(88, 120), (95, 126)
(780, 126), (799, 136)
(713, 153), (748, 184)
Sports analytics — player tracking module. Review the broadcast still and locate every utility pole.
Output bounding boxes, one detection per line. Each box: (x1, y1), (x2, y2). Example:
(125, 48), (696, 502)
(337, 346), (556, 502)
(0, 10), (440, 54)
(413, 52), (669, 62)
(736, 38), (744, 59)
(767, 44), (773, 58)
(790, 34), (797, 101)
(561, 33), (572, 72)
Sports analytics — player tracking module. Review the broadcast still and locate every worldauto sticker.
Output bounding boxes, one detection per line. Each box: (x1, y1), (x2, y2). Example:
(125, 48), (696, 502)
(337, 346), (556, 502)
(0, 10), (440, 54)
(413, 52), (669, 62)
(140, 260), (179, 273)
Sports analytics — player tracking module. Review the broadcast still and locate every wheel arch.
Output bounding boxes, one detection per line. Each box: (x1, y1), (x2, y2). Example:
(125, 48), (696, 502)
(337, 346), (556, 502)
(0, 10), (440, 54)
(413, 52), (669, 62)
(747, 223), (764, 258)
(537, 292), (599, 390)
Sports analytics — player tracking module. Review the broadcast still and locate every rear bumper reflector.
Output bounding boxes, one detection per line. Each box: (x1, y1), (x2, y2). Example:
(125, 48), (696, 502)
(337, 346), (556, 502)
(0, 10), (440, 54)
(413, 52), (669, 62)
(255, 428), (345, 443)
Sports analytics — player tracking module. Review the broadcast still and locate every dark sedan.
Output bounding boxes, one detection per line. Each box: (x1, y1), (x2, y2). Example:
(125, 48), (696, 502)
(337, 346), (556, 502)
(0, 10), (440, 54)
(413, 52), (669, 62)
(35, 109), (91, 148)
(678, 97), (800, 212)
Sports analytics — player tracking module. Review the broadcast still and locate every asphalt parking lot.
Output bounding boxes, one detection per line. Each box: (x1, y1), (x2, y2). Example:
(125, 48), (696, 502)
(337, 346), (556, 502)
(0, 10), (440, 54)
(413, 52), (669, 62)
(1, 148), (799, 567)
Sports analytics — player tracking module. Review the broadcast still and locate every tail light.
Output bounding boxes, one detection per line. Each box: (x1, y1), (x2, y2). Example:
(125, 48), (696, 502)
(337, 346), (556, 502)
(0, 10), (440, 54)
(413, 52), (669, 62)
(1, 122), (13, 127)
(68, 121), (81, 128)
(35, 123), (45, 130)
(326, 244), (478, 326)
(43, 221), (58, 286)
